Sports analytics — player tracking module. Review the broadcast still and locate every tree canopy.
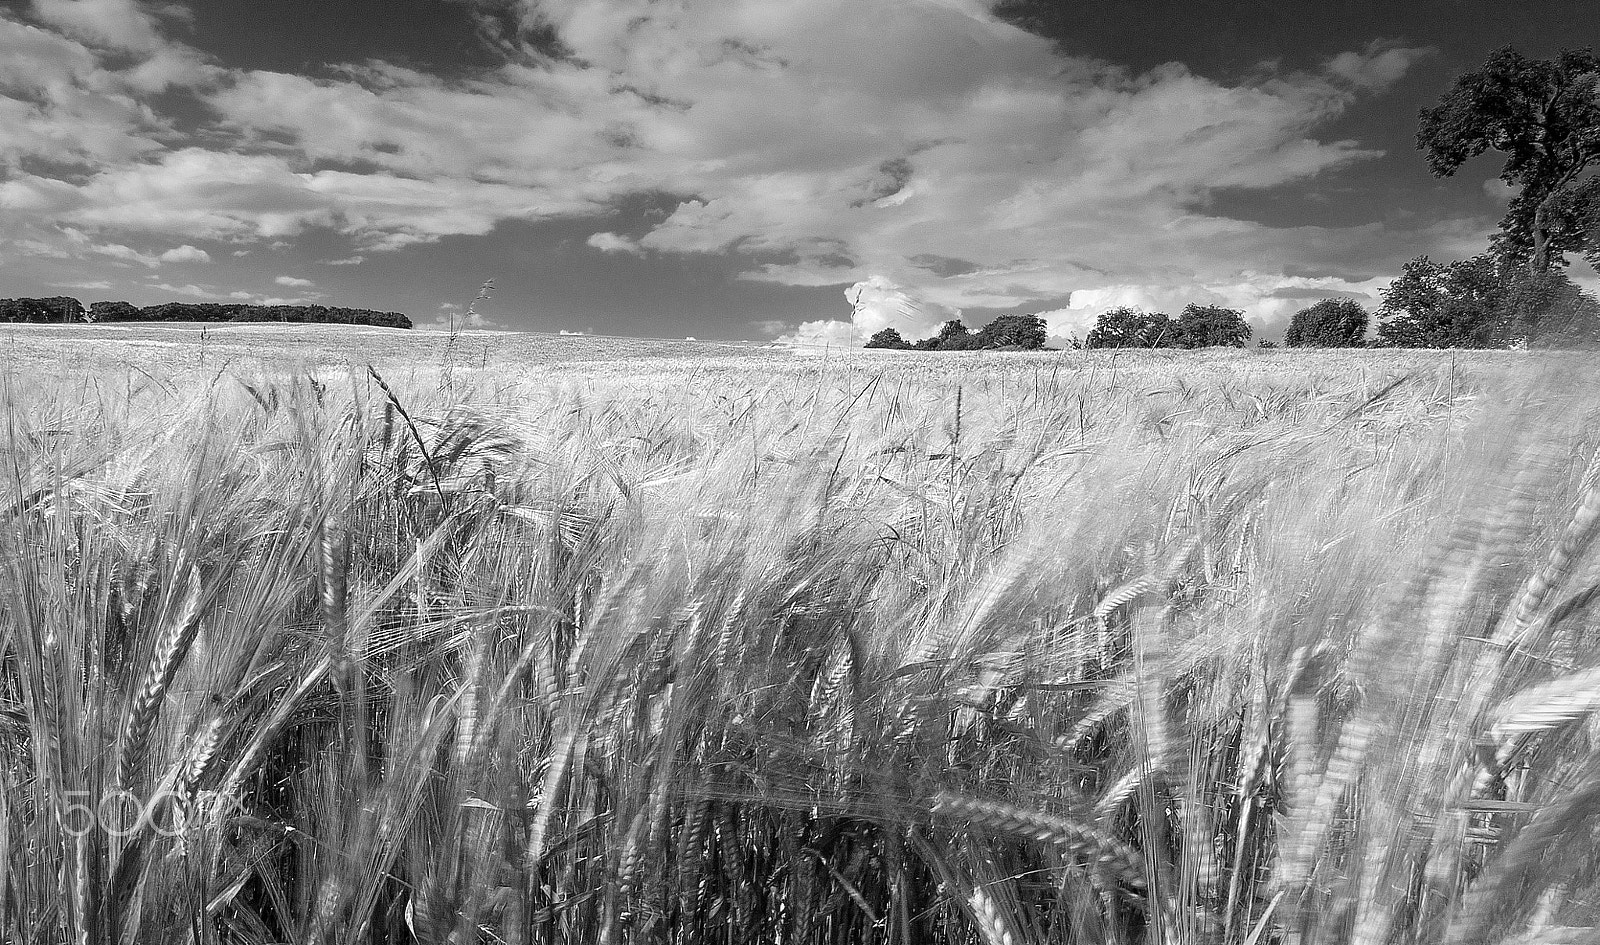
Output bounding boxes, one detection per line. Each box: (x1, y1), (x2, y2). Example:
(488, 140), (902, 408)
(1285, 298), (1369, 347)
(1418, 46), (1600, 275)
(975, 313), (1049, 349)
(917, 320), (977, 350)
(1375, 254), (1515, 347)
(1375, 253), (1600, 348)
(1084, 307), (1176, 349)
(864, 327), (909, 349)
(1174, 304), (1252, 348)
(866, 315), (1050, 351)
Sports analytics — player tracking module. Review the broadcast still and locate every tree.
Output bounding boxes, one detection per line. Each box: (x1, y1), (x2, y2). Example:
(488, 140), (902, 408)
(1285, 298), (1369, 347)
(864, 327), (910, 349)
(1501, 268), (1600, 347)
(1084, 307), (1176, 348)
(1374, 254), (1512, 347)
(1418, 46), (1600, 276)
(975, 313), (1048, 349)
(929, 319), (977, 350)
(1174, 303), (1251, 348)
(0, 297), (85, 323)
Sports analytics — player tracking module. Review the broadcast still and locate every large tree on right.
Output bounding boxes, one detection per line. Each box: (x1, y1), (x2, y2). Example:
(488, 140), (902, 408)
(1417, 47), (1600, 276)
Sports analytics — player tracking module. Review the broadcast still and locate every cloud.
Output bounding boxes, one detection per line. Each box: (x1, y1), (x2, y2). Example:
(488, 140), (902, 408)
(275, 274), (315, 287)
(846, 276), (959, 340)
(146, 282), (210, 297)
(159, 244), (210, 263)
(0, 0), (1449, 327)
(91, 241), (163, 267)
(417, 298), (499, 329)
(778, 277), (960, 347)
(586, 231), (644, 255)
(195, 1), (1431, 289)
(779, 319), (863, 351)
(322, 255), (365, 265)
(1483, 178), (1515, 204)
(1323, 41), (1435, 91)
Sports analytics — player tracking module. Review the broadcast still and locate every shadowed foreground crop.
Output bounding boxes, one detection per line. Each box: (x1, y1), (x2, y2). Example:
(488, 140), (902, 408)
(3, 353), (1600, 944)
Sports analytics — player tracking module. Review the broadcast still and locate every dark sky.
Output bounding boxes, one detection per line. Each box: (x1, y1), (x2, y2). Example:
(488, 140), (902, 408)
(1, 0), (1595, 342)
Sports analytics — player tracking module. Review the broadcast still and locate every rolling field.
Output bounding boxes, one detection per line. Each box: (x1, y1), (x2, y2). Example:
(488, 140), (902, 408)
(3, 327), (1600, 944)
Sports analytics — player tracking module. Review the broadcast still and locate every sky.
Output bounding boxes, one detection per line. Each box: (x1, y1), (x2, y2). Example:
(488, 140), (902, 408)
(1, 0), (1597, 344)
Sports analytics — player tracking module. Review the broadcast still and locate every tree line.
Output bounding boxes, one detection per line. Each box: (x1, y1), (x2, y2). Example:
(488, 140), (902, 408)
(865, 313), (1049, 350)
(1076, 253), (1600, 350)
(0, 297), (415, 329)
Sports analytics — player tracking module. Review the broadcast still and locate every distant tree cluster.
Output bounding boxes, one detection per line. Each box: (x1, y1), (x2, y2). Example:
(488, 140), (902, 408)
(865, 313), (1048, 351)
(0, 297), (414, 329)
(1372, 253), (1600, 348)
(1285, 298), (1369, 348)
(1083, 303), (1252, 349)
(0, 297), (85, 323)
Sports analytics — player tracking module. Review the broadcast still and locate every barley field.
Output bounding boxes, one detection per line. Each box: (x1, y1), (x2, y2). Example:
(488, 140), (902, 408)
(4, 328), (1600, 944)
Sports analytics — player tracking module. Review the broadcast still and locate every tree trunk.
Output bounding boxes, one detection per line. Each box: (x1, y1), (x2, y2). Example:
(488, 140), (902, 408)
(1531, 195), (1553, 276)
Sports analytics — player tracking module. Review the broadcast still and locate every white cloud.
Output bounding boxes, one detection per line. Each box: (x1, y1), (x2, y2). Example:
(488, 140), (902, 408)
(417, 298), (499, 330)
(92, 241), (161, 267)
(159, 244), (210, 263)
(226, 290), (312, 304)
(0, 0), (1449, 328)
(275, 274), (314, 287)
(779, 319), (862, 351)
(1324, 41), (1434, 91)
(778, 278), (963, 347)
(322, 255), (365, 265)
(146, 282), (210, 297)
(586, 231), (644, 255)
(12, 238), (72, 258)
(191, 2), (1432, 289)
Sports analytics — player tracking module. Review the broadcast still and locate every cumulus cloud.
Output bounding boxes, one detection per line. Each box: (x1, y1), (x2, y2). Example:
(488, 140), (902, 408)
(586, 231), (644, 255)
(778, 276), (962, 347)
(779, 319), (863, 351)
(159, 244), (210, 263)
(275, 274), (315, 287)
(0, 0), (1451, 328)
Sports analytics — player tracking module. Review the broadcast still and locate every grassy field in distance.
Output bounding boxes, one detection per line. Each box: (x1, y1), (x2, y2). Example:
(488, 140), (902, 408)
(3, 328), (1599, 944)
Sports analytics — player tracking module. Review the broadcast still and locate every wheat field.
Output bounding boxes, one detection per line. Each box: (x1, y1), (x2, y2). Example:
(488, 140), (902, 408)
(4, 331), (1600, 944)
